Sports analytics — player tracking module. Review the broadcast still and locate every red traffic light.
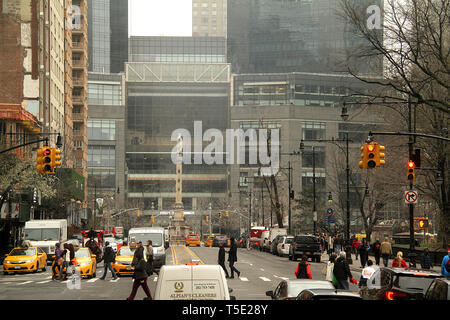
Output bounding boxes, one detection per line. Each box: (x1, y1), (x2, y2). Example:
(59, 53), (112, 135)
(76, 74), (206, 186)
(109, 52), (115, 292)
(43, 148), (51, 156)
(367, 145), (375, 152)
(408, 160), (415, 168)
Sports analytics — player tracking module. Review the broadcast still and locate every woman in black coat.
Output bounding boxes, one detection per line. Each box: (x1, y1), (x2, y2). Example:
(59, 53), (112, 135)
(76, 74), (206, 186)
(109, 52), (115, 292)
(126, 249), (152, 300)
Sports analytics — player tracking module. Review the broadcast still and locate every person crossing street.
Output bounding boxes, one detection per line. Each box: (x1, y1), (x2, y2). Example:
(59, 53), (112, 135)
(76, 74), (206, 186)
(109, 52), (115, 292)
(227, 237), (241, 279)
(100, 241), (118, 280)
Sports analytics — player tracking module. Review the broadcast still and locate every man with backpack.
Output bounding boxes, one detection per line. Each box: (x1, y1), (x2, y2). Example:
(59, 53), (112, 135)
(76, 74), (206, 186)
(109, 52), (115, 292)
(100, 241), (118, 280)
(294, 256), (312, 279)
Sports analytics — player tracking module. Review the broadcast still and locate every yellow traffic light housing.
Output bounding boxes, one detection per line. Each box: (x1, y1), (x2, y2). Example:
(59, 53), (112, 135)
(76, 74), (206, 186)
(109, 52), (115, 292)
(151, 216), (154, 223)
(359, 144), (368, 169)
(366, 143), (376, 168)
(225, 211), (229, 217)
(51, 148), (62, 172)
(37, 147), (53, 174)
(206, 215), (209, 222)
(376, 144), (386, 167)
(407, 160), (415, 181)
(137, 209), (140, 217)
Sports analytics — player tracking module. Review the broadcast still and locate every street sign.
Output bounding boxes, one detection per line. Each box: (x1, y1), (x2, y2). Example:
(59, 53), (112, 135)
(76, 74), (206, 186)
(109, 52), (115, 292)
(326, 208), (333, 216)
(326, 216), (336, 223)
(404, 190), (418, 204)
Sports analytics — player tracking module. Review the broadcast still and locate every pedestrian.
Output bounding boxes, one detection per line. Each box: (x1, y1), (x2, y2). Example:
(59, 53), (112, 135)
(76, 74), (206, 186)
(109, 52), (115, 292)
(126, 248), (152, 300)
(420, 248), (433, 270)
(52, 243), (63, 280)
(334, 235), (342, 254)
(227, 237), (241, 279)
(145, 240), (154, 276)
(323, 253), (338, 287)
(392, 251), (408, 268)
(218, 242), (230, 278)
(295, 255), (312, 279)
(358, 259), (376, 288)
(440, 248), (450, 276)
(359, 239), (370, 268)
(333, 251), (357, 290)
(380, 237), (393, 267)
(371, 239), (381, 266)
(100, 241), (118, 280)
(352, 237), (360, 261)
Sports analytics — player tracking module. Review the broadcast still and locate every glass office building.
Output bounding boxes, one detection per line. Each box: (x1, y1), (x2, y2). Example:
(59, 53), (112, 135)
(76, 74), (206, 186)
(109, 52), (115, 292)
(125, 62), (231, 211)
(227, 0), (383, 76)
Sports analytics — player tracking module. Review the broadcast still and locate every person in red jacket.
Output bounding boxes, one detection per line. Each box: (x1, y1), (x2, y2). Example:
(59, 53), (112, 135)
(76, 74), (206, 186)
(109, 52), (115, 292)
(392, 251), (408, 268)
(352, 237), (361, 261)
(295, 256), (312, 279)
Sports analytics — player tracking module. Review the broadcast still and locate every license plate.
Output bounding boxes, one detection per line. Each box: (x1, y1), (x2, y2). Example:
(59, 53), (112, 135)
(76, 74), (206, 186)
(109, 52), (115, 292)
(126, 266), (132, 270)
(15, 266), (21, 269)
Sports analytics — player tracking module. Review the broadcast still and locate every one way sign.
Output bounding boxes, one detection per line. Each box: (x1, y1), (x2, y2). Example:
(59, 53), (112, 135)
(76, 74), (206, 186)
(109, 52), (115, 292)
(404, 190), (418, 204)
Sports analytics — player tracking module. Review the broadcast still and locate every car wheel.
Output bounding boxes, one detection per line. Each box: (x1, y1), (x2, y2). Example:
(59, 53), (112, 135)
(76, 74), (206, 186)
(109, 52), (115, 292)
(3, 271), (8, 275)
(293, 255), (297, 261)
(316, 256), (321, 263)
(42, 264), (46, 272)
(33, 262), (38, 273)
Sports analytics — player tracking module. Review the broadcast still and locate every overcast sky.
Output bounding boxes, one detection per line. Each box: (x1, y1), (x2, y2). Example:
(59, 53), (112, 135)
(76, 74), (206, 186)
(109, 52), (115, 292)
(129, 0), (192, 36)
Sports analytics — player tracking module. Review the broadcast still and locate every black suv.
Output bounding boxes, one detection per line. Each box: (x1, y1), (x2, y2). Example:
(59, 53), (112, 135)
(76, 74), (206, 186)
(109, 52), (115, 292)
(359, 267), (441, 300)
(288, 235), (322, 262)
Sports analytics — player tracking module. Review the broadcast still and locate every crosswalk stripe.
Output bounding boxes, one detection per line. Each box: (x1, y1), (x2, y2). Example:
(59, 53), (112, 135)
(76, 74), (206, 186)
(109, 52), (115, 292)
(17, 281), (33, 285)
(87, 278), (99, 283)
(110, 278), (119, 282)
(259, 277), (271, 282)
(239, 277), (249, 282)
(37, 280), (51, 284)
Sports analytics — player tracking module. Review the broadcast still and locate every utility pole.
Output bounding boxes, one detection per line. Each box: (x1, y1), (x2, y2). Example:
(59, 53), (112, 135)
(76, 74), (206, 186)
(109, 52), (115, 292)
(408, 96), (416, 267)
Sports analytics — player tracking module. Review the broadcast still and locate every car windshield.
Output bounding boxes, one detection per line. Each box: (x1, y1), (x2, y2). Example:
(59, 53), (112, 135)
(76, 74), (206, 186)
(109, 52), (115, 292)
(104, 237), (116, 243)
(394, 275), (436, 292)
(129, 233), (163, 246)
(75, 249), (90, 258)
(187, 235), (199, 239)
(286, 238), (294, 244)
(25, 228), (59, 241)
(289, 282), (335, 297)
(118, 247), (135, 256)
(10, 248), (36, 256)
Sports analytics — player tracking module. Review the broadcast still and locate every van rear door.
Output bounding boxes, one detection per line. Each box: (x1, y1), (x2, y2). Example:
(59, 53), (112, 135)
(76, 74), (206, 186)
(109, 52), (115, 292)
(192, 265), (228, 300)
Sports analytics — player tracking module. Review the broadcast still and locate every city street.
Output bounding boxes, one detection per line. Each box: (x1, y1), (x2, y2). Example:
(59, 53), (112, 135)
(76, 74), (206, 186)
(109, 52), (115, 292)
(0, 246), (361, 300)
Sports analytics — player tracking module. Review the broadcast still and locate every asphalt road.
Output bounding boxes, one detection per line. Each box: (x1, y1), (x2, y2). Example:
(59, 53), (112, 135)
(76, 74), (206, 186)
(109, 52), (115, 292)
(0, 245), (361, 300)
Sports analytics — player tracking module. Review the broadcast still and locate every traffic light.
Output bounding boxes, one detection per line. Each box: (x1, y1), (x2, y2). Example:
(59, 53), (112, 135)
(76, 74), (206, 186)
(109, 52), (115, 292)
(137, 209), (140, 217)
(407, 160), (415, 181)
(375, 144), (386, 167)
(417, 218), (428, 230)
(151, 216), (154, 223)
(366, 143), (376, 168)
(36, 147), (53, 174)
(225, 211), (229, 217)
(206, 215), (209, 222)
(51, 148), (62, 172)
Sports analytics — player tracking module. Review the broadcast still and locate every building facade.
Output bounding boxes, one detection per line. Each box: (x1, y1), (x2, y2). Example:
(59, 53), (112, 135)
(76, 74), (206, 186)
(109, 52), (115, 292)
(125, 62), (230, 212)
(227, 0), (383, 76)
(192, 0), (227, 37)
(229, 72), (384, 231)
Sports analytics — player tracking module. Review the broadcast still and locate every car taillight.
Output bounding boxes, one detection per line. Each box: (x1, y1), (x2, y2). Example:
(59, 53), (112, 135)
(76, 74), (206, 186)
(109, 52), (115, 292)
(295, 244), (298, 249)
(282, 244), (285, 249)
(386, 291), (408, 300)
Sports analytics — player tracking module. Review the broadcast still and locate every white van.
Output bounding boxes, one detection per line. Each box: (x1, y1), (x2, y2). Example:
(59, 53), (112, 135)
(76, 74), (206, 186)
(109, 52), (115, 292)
(128, 227), (167, 268)
(154, 264), (235, 300)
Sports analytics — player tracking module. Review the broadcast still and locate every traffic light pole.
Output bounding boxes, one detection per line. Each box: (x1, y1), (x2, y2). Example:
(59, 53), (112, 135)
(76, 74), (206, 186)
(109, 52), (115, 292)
(0, 138), (49, 154)
(408, 97), (417, 268)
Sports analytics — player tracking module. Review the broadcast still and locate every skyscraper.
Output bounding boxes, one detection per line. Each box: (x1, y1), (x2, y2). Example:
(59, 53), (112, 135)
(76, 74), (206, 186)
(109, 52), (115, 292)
(192, 0), (227, 37)
(87, 0), (128, 73)
(227, 0), (383, 76)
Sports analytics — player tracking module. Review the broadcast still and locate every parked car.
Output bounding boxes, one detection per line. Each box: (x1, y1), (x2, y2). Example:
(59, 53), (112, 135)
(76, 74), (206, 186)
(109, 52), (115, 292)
(277, 235), (294, 257)
(424, 277), (450, 300)
(296, 289), (362, 300)
(270, 235), (284, 255)
(266, 279), (335, 300)
(359, 267), (441, 300)
(288, 234), (322, 262)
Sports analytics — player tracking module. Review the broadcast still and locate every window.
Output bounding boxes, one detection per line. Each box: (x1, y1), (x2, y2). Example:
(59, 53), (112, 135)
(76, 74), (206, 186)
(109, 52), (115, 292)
(239, 172), (248, 187)
(88, 83), (121, 106)
(88, 120), (116, 140)
(302, 122), (326, 140)
(301, 146), (325, 168)
(87, 145), (116, 167)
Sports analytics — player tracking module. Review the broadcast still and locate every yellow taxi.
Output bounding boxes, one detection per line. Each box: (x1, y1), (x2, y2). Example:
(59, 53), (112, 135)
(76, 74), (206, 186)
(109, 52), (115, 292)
(3, 246), (47, 274)
(205, 236), (215, 248)
(112, 246), (135, 276)
(51, 247), (97, 279)
(185, 234), (201, 247)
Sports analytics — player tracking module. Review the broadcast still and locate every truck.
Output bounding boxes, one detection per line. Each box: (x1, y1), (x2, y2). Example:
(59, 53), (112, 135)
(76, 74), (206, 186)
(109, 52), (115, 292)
(128, 227), (167, 269)
(288, 234), (322, 262)
(249, 226), (268, 249)
(24, 219), (67, 263)
(261, 227), (287, 252)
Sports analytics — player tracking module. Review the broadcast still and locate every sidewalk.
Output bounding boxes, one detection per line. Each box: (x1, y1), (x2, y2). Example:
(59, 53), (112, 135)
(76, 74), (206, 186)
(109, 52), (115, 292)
(320, 252), (443, 274)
